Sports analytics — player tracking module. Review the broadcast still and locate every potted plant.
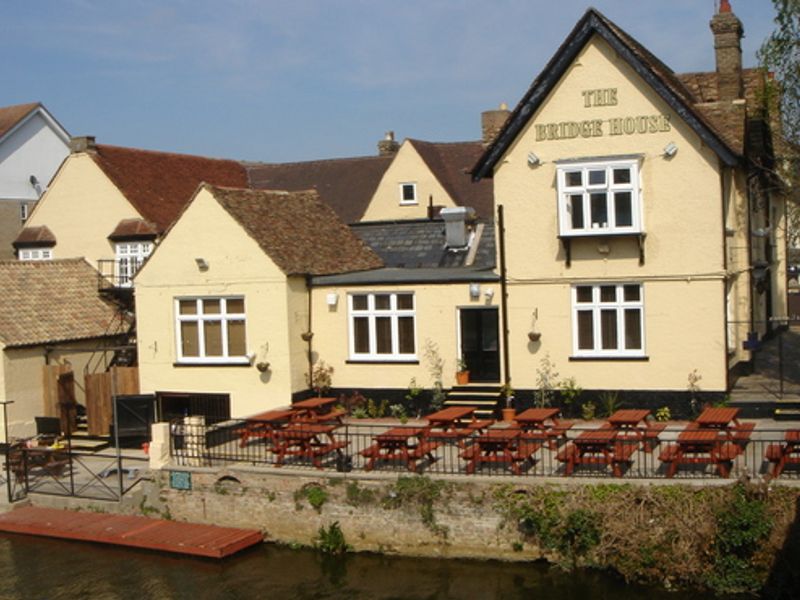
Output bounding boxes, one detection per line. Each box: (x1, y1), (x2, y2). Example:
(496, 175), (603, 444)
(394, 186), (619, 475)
(500, 383), (516, 422)
(455, 357), (470, 385)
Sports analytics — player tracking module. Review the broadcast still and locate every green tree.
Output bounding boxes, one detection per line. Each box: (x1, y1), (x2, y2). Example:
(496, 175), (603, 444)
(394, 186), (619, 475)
(758, 1), (800, 249)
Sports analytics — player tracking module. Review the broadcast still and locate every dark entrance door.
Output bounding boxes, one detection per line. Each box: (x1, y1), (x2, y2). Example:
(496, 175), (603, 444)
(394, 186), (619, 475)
(459, 308), (500, 382)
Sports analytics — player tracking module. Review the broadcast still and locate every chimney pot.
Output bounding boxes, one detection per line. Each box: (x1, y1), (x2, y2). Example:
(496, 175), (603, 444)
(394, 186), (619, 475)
(710, 2), (744, 101)
(720, 0), (732, 13)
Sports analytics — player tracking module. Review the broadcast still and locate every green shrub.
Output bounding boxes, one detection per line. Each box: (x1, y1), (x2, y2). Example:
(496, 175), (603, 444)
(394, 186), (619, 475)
(315, 521), (350, 555)
(581, 401), (596, 420)
(294, 483), (328, 512)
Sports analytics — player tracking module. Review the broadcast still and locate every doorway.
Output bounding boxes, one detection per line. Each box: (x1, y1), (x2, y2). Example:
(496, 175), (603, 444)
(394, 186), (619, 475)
(459, 308), (500, 383)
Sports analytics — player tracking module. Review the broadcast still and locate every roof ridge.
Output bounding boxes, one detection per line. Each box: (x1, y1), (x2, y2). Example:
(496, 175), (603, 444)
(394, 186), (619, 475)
(243, 154), (391, 168)
(96, 143), (240, 163)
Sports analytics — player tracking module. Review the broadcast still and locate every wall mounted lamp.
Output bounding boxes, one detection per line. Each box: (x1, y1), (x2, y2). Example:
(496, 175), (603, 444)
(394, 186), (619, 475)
(527, 151), (541, 167)
(484, 288), (495, 300)
(662, 142), (678, 158)
(469, 283), (481, 300)
(194, 257), (209, 271)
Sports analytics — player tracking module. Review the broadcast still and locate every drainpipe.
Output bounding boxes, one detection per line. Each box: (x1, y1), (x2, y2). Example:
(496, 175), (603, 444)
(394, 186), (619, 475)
(498, 205), (511, 388)
(721, 165), (730, 392)
(306, 275), (313, 394)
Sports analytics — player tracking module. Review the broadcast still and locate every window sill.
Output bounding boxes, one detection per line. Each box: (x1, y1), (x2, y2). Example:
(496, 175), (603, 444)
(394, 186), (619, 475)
(173, 360), (251, 368)
(558, 232), (646, 267)
(346, 359), (420, 365)
(569, 355), (649, 362)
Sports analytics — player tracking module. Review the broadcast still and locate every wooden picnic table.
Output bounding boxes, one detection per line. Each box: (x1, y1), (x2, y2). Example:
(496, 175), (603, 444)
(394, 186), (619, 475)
(766, 430), (800, 478)
(291, 397), (345, 423)
(557, 428), (637, 477)
(362, 427), (440, 472)
(425, 406), (492, 445)
(271, 423), (347, 469)
(461, 429), (540, 475)
(606, 409), (664, 452)
(695, 407), (740, 429)
(659, 428), (738, 478)
(237, 409), (295, 447)
(513, 407), (571, 448)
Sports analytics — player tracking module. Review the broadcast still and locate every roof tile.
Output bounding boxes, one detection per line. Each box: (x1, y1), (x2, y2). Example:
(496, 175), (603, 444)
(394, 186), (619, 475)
(0, 102), (39, 140)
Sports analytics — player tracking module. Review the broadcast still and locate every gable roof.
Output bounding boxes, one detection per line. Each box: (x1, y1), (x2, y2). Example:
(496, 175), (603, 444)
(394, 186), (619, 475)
(0, 102), (69, 145)
(245, 155), (392, 224)
(407, 140), (494, 219)
(472, 8), (741, 179)
(0, 258), (118, 347)
(89, 145), (249, 232)
(206, 185), (383, 276)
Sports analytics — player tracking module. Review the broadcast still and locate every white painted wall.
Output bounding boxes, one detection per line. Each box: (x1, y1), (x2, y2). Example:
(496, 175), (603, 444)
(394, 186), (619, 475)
(0, 109), (70, 202)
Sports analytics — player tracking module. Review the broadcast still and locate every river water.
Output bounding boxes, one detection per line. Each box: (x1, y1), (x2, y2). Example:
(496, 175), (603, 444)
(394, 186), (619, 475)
(0, 535), (721, 599)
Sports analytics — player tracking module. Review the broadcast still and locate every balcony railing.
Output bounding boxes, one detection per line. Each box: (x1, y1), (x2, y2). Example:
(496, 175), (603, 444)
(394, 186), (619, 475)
(97, 258), (144, 290)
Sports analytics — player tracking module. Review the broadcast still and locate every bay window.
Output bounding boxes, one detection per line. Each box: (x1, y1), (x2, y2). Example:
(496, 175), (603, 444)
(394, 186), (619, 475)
(557, 159), (641, 236)
(349, 292), (416, 360)
(175, 297), (247, 364)
(572, 284), (644, 357)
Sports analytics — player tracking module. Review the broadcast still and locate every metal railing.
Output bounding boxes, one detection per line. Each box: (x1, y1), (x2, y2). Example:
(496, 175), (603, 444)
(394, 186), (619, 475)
(168, 418), (800, 481)
(4, 445), (149, 502)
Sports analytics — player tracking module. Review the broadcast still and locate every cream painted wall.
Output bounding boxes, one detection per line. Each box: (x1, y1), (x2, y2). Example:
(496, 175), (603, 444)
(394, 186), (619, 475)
(287, 276), (312, 394)
(24, 153), (141, 264)
(135, 188), (296, 418)
(310, 282), (500, 390)
(1, 341), (112, 441)
(361, 142), (457, 222)
(493, 36), (732, 391)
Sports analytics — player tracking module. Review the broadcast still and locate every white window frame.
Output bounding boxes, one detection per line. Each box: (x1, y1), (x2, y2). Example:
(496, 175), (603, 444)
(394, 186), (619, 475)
(20, 203), (29, 224)
(571, 283), (645, 357)
(557, 158), (642, 237)
(399, 182), (418, 205)
(175, 297), (248, 365)
(115, 241), (153, 287)
(18, 247), (53, 261)
(348, 292), (417, 361)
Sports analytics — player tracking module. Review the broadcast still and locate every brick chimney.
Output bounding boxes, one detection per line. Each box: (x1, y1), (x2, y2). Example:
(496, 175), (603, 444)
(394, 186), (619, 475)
(481, 103), (510, 146)
(377, 131), (400, 156)
(69, 135), (96, 153)
(710, 0), (744, 101)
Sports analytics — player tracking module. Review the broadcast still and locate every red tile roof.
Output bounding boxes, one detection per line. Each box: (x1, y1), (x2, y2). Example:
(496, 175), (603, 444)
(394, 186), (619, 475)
(206, 185), (383, 276)
(108, 218), (158, 240)
(90, 145), (248, 232)
(245, 155), (392, 223)
(0, 258), (119, 347)
(0, 102), (39, 140)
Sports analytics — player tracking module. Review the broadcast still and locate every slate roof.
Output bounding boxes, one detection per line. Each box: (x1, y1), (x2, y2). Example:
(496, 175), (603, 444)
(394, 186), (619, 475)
(351, 219), (495, 270)
(407, 140), (494, 219)
(90, 145), (249, 232)
(207, 185), (383, 276)
(245, 155), (392, 224)
(0, 102), (39, 141)
(0, 259), (119, 347)
(472, 8), (744, 179)
(12, 225), (56, 248)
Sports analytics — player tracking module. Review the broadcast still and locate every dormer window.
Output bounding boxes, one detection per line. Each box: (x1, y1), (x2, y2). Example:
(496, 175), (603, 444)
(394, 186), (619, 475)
(399, 183), (417, 205)
(18, 248), (52, 261)
(557, 158), (641, 236)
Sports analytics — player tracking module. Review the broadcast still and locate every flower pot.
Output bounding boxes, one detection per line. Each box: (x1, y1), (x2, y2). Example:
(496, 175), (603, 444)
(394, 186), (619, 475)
(456, 370), (470, 385)
(528, 331), (541, 342)
(502, 407), (516, 422)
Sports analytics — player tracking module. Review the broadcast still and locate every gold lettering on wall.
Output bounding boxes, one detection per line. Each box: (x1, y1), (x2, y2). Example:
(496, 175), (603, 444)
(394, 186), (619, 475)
(582, 88), (618, 107)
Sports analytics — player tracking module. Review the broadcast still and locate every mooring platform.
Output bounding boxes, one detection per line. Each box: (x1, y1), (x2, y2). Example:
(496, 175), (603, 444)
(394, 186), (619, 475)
(0, 506), (263, 558)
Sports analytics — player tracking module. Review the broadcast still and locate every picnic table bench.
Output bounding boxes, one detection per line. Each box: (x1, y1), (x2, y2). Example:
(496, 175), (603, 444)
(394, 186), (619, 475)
(513, 408), (572, 448)
(361, 428), (440, 472)
(272, 423), (348, 469)
(424, 407), (493, 446)
(461, 429), (541, 475)
(765, 430), (800, 478)
(659, 428), (739, 478)
(556, 429), (637, 477)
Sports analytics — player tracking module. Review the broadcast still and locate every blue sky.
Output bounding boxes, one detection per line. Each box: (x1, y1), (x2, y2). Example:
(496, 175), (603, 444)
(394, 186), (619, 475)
(1, 1), (778, 162)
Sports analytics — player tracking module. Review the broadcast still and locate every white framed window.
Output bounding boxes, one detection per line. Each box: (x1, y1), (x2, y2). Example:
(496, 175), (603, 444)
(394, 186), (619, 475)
(572, 283), (644, 357)
(20, 203), (29, 224)
(175, 297), (248, 364)
(348, 292), (416, 360)
(18, 248), (52, 261)
(399, 183), (417, 205)
(115, 241), (153, 287)
(557, 159), (641, 236)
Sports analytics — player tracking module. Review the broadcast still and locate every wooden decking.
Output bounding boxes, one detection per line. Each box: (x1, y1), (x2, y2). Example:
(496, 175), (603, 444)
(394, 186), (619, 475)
(0, 506), (262, 558)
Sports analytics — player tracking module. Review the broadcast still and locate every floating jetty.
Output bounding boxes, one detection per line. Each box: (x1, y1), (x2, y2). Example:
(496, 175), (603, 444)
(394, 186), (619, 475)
(0, 506), (262, 558)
